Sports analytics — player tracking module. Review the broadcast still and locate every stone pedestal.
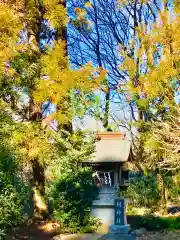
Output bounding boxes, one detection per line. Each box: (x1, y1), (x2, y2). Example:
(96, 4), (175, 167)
(107, 198), (136, 239)
(106, 224), (136, 240)
(91, 187), (116, 233)
(91, 189), (136, 239)
(109, 224), (129, 234)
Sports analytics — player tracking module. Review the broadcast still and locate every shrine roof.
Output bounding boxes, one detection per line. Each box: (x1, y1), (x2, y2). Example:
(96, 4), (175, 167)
(84, 132), (131, 164)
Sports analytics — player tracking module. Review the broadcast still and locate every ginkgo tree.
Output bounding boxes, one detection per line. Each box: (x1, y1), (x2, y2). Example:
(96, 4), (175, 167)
(118, 1), (179, 139)
(0, 0), (106, 218)
(127, 2), (180, 162)
(119, 0), (180, 209)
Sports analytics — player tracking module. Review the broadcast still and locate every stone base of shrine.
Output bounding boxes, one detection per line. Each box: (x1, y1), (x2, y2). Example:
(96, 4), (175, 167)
(109, 224), (130, 234)
(99, 225), (136, 240)
(91, 205), (114, 234)
(91, 187), (116, 234)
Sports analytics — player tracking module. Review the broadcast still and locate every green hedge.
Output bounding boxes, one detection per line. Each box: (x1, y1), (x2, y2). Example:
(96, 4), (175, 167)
(127, 215), (180, 230)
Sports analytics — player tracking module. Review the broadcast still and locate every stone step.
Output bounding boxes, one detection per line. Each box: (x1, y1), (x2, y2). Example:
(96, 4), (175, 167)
(100, 234), (135, 240)
(98, 188), (116, 194)
(97, 193), (116, 200)
(92, 199), (115, 207)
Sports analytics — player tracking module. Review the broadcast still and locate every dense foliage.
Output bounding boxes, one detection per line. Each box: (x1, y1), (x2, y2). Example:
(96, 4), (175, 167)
(0, 179), (22, 237)
(121, 173), (180, 212)
(48, 168), (98, 233)
(0, 107), (31, 236)
(126, 174), (161, 208)
(127, 215), (180, 231)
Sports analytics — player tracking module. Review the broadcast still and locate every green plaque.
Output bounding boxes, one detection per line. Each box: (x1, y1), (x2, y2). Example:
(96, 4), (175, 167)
(114, 198), (125, 225)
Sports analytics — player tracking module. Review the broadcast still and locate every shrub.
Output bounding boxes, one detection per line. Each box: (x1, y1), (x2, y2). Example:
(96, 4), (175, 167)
(127, 215), (180, 230)
(0, 187), (22, 229)
(0, 158), (32, 236)
(122, 173), (180, 212)
(125, 174), (160, 208)
(166, 175), (180, 205)
(0, 173), (23, 237)
(48, 167), (99, 233)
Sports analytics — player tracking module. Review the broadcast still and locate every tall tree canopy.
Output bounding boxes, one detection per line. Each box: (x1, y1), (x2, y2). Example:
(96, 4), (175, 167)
(67, 0), (180, 180)
(0, 0), (106, 218)
(68, 0), (163, 130)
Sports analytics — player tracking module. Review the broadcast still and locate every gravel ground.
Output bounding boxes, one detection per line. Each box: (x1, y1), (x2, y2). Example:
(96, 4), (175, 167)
(137, 230), (180, 240)
(6, 222), (180, 240)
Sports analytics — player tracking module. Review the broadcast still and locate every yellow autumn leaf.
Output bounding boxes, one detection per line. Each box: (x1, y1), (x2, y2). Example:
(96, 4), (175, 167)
(85, 1), (92, 8)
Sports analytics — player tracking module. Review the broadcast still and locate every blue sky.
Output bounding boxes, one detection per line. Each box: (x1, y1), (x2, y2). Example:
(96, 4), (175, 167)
(18, 0), (180, 133)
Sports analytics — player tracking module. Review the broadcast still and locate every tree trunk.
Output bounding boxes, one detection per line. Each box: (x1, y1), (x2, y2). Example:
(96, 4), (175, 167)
(158, 173), (168, 214)
(103, 87), (110, 129)
(161, 175), (168, 214)
(93, 5), (111, 130)
(129, 147), (144, 172)
(26, 0), (48, 219)
(138, 108), (143, 121)
(55, 0), (67, 49)
(32, 159), (49, 219)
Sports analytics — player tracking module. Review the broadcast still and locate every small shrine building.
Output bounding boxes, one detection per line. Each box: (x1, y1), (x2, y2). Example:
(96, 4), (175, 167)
(83, 131), (132, 189)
